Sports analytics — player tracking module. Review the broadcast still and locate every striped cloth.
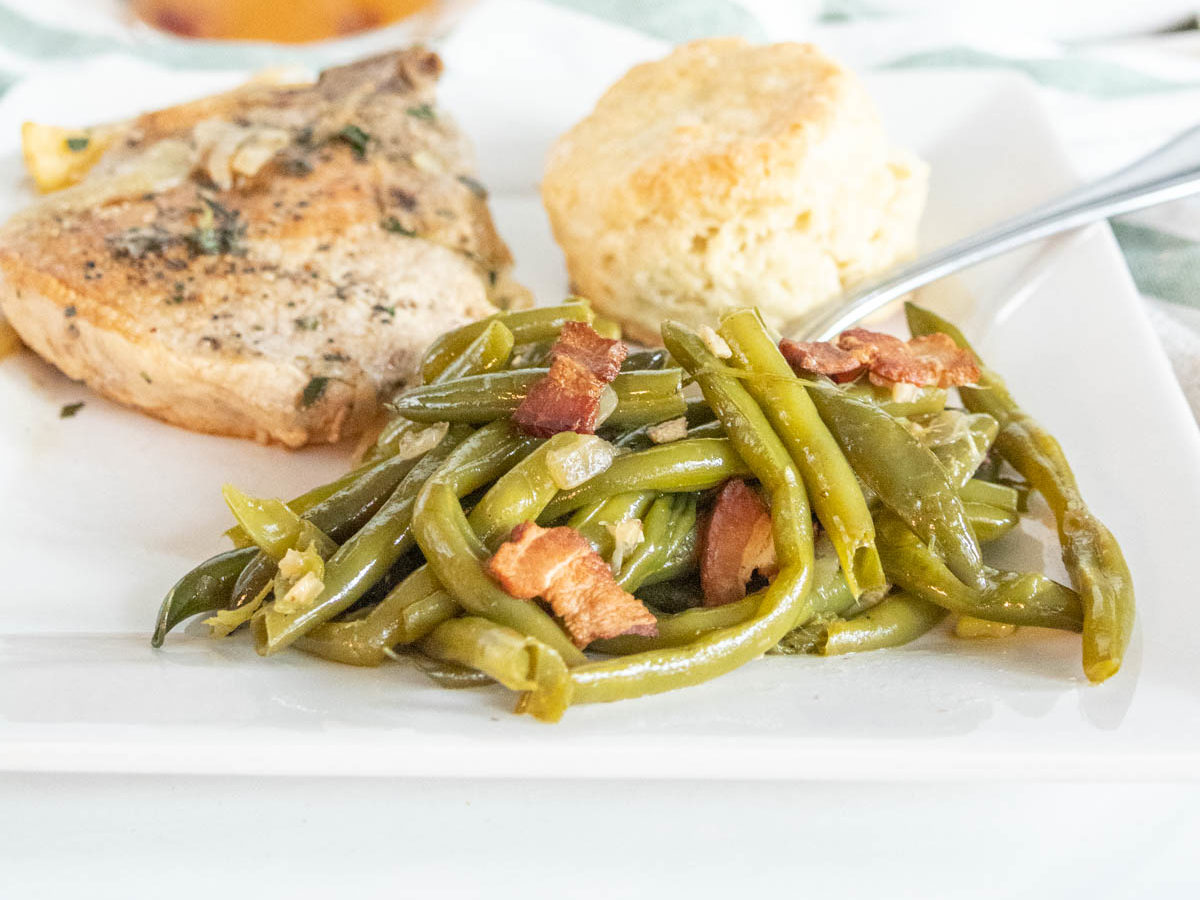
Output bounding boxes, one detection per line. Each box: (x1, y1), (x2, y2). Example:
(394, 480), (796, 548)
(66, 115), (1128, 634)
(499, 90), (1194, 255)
(2, 0), (1199, 417)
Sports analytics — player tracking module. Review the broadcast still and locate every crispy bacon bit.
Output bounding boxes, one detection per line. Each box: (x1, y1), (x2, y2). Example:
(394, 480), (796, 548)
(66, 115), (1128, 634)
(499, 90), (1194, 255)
(512, 356), (606, 438)
(513, 323), (628, 438)
(553, 321), (628, 382)
(901, 333), (981, 387)
(779, 339), (865, 383)
(837, 328), (979, 388)
(699, 480), (778, 607)
(488, 522), (658, 647)
(779, 329), (980, 388)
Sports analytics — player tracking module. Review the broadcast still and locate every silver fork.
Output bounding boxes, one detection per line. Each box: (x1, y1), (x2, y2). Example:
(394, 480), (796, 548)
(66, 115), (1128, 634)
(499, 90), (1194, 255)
(787, 123), (1200, 341)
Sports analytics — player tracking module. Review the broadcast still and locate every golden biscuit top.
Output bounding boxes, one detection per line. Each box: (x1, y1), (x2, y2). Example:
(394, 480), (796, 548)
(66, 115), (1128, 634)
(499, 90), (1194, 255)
(544, 38), (867, 221)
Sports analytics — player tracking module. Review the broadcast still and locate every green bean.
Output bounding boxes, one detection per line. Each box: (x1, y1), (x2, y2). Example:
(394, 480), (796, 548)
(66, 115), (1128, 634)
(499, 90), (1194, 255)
(540, 439), (751, 520)
(567, 492), (655, 553)
(805, 378), (987, 591)
(603, 370), (687, 428)
(875, 510), (1082, 631)
(225, 461), (370, 545)
(294, 566), (455, 665)
(225, 461), (369, 546)
(466, 431), (592, 549)
(151, 546), (257, 647)
(553, 323), (814, 710)
(910, 411), (999, 489)
(249, 424), (474, 656)
(221, 487), (310, 561)
(955, 615), (1017, 639)
(508, 341), (553, 369)
(599, 543), (852, 655)
(412, 482), (587, 666)
(391, 369), (683, 427)
(618, 494), (696, 590)
(960, 478), (1020, 513)
(842, 381), (948, 418)
(299, 430), (592, 665)
(965, 502), (1020, 543)
(226, 448), (431, 608)
(414, 657), (498, 689)
(591, 591), (760, 655)
(360, 417), (421, 467)
(362, 323), (513, 465)
(436, 319), (515, 382)
(592, 317), (622, 340)
(639, 513), (699, 587)
(906, 302), (1134, 682)
(421, 301), (592, 383)
(420, 617), (572, 722)
(817, 593), (947, 656)
(393, 370), (539, 422)
(229, 553), (278, 612)
(720, 308), (885, 598)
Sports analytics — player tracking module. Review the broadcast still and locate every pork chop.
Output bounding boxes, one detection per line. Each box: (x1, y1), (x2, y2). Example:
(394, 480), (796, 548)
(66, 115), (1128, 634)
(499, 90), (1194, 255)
(0, 48), (525, 447)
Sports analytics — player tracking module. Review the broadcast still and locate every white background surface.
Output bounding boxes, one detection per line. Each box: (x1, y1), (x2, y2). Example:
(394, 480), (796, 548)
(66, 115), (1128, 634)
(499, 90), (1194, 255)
(4, 776), (1200, 898)
(2, 1), (1200, 895)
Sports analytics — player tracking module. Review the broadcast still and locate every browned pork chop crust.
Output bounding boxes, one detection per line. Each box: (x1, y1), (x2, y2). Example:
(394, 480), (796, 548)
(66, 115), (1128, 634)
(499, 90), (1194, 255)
(0, 48), (523, 447)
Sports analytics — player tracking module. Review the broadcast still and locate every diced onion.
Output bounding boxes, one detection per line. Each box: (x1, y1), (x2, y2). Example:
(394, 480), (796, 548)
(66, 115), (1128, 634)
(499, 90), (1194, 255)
(699, 325), (732, 359)
(606, 518), (644, 572)
(647, 416), (688, 444)
(547, 434), (616, 489)
(595, 385), (618, 426)
(890, 381), (921, 403)
(275, 570), (325, 615)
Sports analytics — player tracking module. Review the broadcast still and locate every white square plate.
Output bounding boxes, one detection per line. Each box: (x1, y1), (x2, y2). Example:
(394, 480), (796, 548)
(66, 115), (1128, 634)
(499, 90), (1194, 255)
(2, 7), (1199, 779)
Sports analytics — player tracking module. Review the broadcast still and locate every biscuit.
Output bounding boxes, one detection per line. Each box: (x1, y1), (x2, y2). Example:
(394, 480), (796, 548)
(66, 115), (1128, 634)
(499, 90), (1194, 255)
(541, 38), (927, 342)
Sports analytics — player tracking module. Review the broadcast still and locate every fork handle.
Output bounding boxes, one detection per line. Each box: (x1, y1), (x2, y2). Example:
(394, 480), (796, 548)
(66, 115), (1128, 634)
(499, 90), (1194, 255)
(792, 122), (1200, 341)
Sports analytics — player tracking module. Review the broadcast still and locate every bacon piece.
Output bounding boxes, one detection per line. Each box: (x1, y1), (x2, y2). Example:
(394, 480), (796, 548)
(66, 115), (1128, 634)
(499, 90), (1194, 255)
(512, 323), (628, 438)
(903, 333), (981, 388)
(488, 522), (658, 648)
(552, 320), (628, 382)
(779, 338), (865, 383)
(780, 329), (980, 389)
(699, 479), (778, 607)
(512, 356), (606, 438)
(836, 328), (979, 388)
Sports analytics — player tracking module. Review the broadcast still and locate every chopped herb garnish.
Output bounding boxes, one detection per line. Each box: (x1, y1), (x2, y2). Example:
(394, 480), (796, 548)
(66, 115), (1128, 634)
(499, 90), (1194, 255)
(294, 316), (320, 331)
(187, 196), (247, 257)
(336, 124), (371, 160)
(66, 135), (90, 152)
(372, 304), (396, 317)
(487, 269), (498, 287)
(406, 104), (436, 121)
(302, 376), (329, 407)
(64, 305), (77, 318)
(457, 174), (488, 199)
(323, 352), (350, 362)
(59, 402), (84, 419)
(381, 217), (417, 237)
(167, 282), (187, 305)
(140, 372), (153, 384)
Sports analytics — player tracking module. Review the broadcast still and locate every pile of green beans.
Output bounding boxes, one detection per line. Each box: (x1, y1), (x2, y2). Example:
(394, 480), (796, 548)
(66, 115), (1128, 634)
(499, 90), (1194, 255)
(152, 300), (1134, 720)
